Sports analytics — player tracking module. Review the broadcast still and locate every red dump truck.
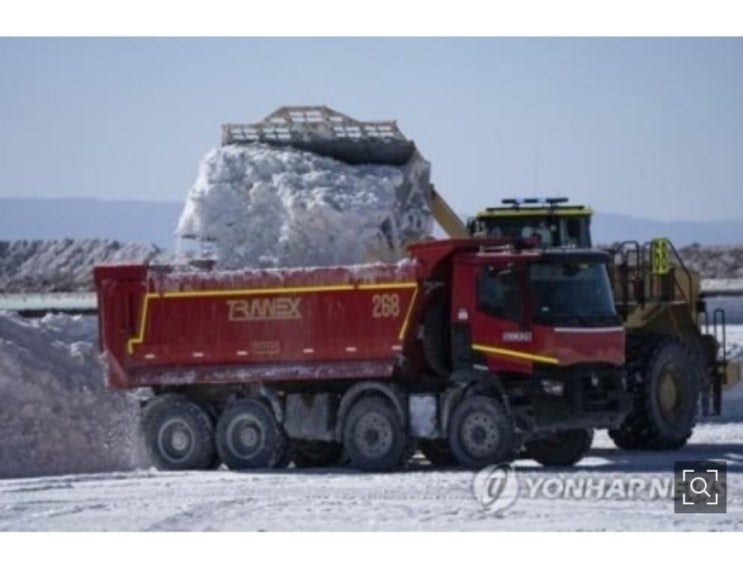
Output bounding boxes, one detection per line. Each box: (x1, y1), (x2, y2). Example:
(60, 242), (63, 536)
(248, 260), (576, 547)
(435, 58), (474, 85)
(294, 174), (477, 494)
(94, 238), (630, 472)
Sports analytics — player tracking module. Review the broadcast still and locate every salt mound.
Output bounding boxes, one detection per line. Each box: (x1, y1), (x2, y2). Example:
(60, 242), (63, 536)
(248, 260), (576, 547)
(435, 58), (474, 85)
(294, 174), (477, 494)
(175, 144), (434, 269)
(0, 313), (145, 478)
(0, 239), (169, 293)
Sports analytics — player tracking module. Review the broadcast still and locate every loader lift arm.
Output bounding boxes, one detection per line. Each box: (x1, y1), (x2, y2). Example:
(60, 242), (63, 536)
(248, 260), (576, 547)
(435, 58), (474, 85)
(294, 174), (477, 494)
(431, 185), (468, 239)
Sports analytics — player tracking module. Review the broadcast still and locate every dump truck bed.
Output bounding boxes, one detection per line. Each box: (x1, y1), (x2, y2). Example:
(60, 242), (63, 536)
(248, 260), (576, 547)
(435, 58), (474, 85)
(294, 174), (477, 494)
(94, 261), (419, 389)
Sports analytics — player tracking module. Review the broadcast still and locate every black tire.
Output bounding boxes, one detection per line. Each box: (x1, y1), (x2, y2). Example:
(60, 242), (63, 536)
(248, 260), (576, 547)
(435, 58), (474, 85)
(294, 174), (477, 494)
(422, 295), (451, 377)
(608, 427), (646, 450)
(292, 441), (343, 468)
(275, 441), (293, 469)
(609, 337), (698, 450)
(141, 396), (216, 471)
(419, 439), (457, 466)
(216, 398), (288, 470)
(448, 395), (516, 469)
(524, 429), (593, 467)
(196, 400), (223, 470)
(343, 395), (407, 472)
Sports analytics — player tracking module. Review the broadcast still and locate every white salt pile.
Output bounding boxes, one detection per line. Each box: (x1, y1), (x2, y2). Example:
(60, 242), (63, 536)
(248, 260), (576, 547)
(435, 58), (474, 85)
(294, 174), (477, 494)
(0, 313), (145, 478)
(175, 144), (434, 269)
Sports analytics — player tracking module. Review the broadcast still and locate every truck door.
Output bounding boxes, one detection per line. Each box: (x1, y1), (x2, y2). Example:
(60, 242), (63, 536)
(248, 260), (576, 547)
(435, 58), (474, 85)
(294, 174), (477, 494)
(468, 263), (535, 374)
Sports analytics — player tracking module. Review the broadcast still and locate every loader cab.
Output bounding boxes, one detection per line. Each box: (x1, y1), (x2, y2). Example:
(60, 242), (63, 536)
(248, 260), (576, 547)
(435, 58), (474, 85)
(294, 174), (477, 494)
(468, 197), (593, 249)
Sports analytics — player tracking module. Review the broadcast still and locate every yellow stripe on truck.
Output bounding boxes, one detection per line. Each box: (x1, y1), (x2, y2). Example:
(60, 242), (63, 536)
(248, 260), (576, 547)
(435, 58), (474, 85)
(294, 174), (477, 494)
(472, 343), (559, 365)
(397, 286), (419, 341)
(127, 282), (418, 355)
(358, 283), (417, 291)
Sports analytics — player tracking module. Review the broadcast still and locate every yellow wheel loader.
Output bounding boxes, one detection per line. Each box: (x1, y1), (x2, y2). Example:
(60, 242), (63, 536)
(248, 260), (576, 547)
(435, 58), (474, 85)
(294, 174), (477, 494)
(467, 198), (740, 449)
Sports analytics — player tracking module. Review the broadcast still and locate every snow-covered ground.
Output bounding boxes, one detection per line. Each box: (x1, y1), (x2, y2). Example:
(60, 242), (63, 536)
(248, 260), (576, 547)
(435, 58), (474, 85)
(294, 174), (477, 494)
(0, 314), (740, 530)
(703, 278), (743, 294)
(0, 426), (741, 531)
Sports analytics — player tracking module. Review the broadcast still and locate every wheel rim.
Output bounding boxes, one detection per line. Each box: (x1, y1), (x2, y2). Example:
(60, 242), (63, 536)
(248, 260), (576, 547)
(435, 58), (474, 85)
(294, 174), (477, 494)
(460, 410), (500, 459)
(354, 411), (393, 459)
(226, 416), (264, 460)
(157, 417), (195, 463)
(657, 363), (683, 422)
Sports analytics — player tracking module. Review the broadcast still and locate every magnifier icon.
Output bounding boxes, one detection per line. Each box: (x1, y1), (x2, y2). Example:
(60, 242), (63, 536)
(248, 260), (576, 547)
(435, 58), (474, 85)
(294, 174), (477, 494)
(689, 476), (711, 498)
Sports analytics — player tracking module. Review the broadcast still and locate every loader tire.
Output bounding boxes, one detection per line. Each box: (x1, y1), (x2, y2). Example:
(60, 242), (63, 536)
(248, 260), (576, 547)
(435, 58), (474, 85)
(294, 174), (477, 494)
(419, 439), (457, 466)
(343, 395), (407, 472)
(524, 429), (593, 467)
(448, 395), (515, 469)
(216, 398), (288, 470)
(141, 396), (216, 471)
(292, 441), (343, 468)
(609, 337), (698, 450)
(422, 296), (451, 377)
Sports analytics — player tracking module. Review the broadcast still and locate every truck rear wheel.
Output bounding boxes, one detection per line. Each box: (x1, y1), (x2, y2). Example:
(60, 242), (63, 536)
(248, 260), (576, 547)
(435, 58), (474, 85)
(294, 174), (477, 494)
(216, 399), (288, 470)
(419, 439), (456, 466)
(448, 395), (515, 469)
(343, 395), (407, 472)
(524, 429), (593, 467)
(609, 337), (698, 450)
(141, 397), (216, 471)
(292, 441), (344, 468)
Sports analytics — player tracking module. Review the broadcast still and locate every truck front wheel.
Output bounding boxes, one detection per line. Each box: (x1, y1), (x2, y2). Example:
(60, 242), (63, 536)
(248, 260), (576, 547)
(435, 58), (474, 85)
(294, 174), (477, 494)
(448, 396), (515, 469)
(343, 395), (407, 472)
(141, 397), (216, 471)
(524, 429), (593, 467)
(216, 399), (288, 470)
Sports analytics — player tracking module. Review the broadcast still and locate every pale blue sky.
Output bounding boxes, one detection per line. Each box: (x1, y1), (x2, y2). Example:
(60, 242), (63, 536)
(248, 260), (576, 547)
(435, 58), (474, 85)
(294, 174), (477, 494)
(1, 37), (742, 221)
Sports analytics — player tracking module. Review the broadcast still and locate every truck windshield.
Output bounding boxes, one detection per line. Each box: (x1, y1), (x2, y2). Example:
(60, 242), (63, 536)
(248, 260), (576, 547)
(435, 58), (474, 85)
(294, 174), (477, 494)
(528, 261), (617, 326)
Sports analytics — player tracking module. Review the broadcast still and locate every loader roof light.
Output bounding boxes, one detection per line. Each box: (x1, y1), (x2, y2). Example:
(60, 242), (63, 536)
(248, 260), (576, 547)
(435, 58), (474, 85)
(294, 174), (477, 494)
(501, 197), (569, 207)
(481, 197), (590, 216)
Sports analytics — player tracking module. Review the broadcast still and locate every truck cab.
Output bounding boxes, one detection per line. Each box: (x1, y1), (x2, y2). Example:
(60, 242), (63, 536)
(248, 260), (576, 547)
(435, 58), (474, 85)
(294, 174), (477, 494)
(442, 242), (629, 442)
(464, 196), (738, 451)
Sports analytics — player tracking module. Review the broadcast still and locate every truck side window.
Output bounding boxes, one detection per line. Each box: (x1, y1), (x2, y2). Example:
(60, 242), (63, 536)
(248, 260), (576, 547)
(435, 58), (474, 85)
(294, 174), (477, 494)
(477, 266), (522, 321)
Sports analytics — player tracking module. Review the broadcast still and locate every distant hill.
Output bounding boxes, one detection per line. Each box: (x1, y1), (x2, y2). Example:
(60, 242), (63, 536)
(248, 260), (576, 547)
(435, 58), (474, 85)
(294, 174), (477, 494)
(0, 198), (182, 249)
(592, 212), (743, 247)
(1, 197), (743, 248)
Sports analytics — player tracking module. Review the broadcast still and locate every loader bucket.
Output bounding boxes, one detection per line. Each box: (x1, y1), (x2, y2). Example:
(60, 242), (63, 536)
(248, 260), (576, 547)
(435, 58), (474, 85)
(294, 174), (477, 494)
(221, 105), (417, 166)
